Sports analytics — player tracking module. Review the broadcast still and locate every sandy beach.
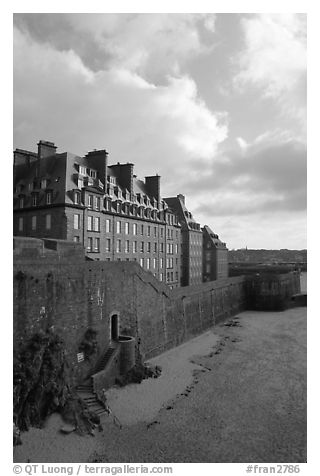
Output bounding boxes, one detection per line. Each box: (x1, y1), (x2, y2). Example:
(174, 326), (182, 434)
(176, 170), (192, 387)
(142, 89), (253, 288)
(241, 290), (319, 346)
(14, 305), (306, 463)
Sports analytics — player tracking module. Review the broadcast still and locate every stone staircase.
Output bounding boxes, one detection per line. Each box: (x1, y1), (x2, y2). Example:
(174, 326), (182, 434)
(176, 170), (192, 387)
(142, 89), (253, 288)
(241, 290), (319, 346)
(93, 347), (116, 374)
(76, 346), (118, 419)
(76, 381), (108, 417)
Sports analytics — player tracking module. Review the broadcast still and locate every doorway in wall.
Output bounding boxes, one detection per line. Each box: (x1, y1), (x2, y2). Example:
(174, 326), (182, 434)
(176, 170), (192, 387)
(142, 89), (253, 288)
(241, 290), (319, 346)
(111, 313), (119, 341)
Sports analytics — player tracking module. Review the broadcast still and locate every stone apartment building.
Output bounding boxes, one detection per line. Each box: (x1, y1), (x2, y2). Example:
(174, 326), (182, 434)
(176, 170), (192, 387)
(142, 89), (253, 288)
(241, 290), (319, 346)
(202, 225), (228, 281)
(13, 140), (181, 288)
(164, 194), (203, 286)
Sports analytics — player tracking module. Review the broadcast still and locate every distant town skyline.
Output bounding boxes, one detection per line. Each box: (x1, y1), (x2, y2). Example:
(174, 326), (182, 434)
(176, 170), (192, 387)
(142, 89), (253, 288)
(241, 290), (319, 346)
(13, 13), (307, 249)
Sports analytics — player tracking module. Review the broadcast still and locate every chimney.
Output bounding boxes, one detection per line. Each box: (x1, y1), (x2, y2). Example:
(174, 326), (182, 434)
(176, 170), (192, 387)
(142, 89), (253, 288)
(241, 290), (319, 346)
(37, 140), (57, 159)
(85, 149), (109, 190)
(108, 162), (134, 196)
(177, 194), (185, 204)
(145, 175), (161, 203)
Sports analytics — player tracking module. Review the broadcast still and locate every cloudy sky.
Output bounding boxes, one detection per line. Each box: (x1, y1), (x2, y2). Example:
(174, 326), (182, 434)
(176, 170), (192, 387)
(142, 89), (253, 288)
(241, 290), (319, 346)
(13, 13), (307, 249)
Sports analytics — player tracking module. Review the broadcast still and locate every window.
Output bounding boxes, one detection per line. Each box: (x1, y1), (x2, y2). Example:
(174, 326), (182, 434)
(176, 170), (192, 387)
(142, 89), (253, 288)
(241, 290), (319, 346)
(87, 237), (93, 251)
(74, 214), (80, 230)
(125, 222), (129, 234)
(106, 219), (111, 233)
(147, 242), (151, 252)
(94, 196), (100, 210)
(19, 197), (24, 208)
(160, 228), (164, 238)
(116, 221), (121, 234)
(28, 183), (33, 192)
(141, 224), (144, 235)
(79, 165), (86, 175)
(175, 244), (178, 254)
(88, 195), (93, 209)
(139, 258), (144, 267)
(18, 217), (23, 231)
(159, 273), (163, 282)
(94, 217), (100, 232)
(90, 169), (97, 179)
(133, 241), (137, 253)
(160, 243), (164, 253)
(154, 243), (157, 253)
(140, 242), (144, 253)
(106, 199), (111, 211)
(46, 191), (52, 205)
(160, 258), (164, 269)
(73, 236), (80, 243)
(74, 191), (81, 205)
(106, 238), (111, 252)
(147, 225), (151, 236)
(88, 216), (93, 231)
(41, 179), (47, 189)
(125, 240), (130, 253)
(154, 227), (157, 237)
(133, 223), (137, 235)
(94, 238), (100, 252)
(153, 258), (157, 268)
(31, 216), (37, 230)
(46, 214), (51, 230)
(147, 258), (151, 269)
(32, 194), (38, 206)
(116, 239), (121, 253)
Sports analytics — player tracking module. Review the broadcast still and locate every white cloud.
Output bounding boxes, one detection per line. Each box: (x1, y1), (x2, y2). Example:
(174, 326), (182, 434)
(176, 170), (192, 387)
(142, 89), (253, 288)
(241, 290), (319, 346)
(13, 26), (227, 191)
(235, 14), (306, 137)
(237, 14), (306, 96)
(63, 13), (217, 79)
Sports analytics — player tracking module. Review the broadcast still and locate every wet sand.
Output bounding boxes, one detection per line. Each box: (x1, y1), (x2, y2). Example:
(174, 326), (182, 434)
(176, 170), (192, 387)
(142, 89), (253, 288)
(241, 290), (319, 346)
(14, 307), (306, 463)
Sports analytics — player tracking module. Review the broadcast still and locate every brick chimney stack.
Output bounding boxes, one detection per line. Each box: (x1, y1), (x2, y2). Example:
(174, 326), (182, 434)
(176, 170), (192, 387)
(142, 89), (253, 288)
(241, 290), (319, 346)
(177, 194), (185, 204)
(37, 140), (57, 159)
(85, 149), (109, 190)
(145, 175), (161, 204)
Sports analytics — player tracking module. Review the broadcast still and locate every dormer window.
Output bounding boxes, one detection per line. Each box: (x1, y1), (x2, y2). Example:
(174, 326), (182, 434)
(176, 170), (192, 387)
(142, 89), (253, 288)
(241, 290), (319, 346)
(41, 179), (47, 189)
(89, 169), (97, 179)
(79, 165), (86, 175)
(74, 191), (81, 205)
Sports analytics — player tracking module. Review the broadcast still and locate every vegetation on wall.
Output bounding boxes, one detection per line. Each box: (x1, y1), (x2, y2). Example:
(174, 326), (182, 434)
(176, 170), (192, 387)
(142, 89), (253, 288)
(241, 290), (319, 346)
(13, 329), (100, 437)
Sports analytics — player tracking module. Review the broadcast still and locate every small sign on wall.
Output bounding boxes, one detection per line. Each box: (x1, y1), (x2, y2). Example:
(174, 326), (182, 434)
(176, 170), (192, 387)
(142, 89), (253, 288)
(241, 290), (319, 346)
(77, 352), (84, 363)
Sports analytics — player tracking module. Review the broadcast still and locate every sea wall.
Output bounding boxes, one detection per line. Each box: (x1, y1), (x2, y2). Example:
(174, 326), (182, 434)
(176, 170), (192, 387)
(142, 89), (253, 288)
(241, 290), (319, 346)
(13, 256), (300, 386)
(245, 272), (301, 311)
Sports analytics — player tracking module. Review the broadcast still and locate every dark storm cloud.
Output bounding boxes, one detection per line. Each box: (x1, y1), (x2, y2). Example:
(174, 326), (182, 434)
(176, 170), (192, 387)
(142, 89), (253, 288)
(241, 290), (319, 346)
(13, 13), (110, 72)
(186, 139), (306, 216)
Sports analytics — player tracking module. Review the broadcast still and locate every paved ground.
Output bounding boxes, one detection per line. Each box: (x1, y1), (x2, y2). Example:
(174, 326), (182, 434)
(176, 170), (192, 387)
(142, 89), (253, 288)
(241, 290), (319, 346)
(14, 306), (307, 463)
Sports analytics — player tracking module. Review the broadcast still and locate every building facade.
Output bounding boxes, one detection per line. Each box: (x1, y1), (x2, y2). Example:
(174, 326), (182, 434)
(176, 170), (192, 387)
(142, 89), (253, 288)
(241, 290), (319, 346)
(164, 194), (203, 286)
(202, 225), (228, 282)
(13, 140), (181, 288)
